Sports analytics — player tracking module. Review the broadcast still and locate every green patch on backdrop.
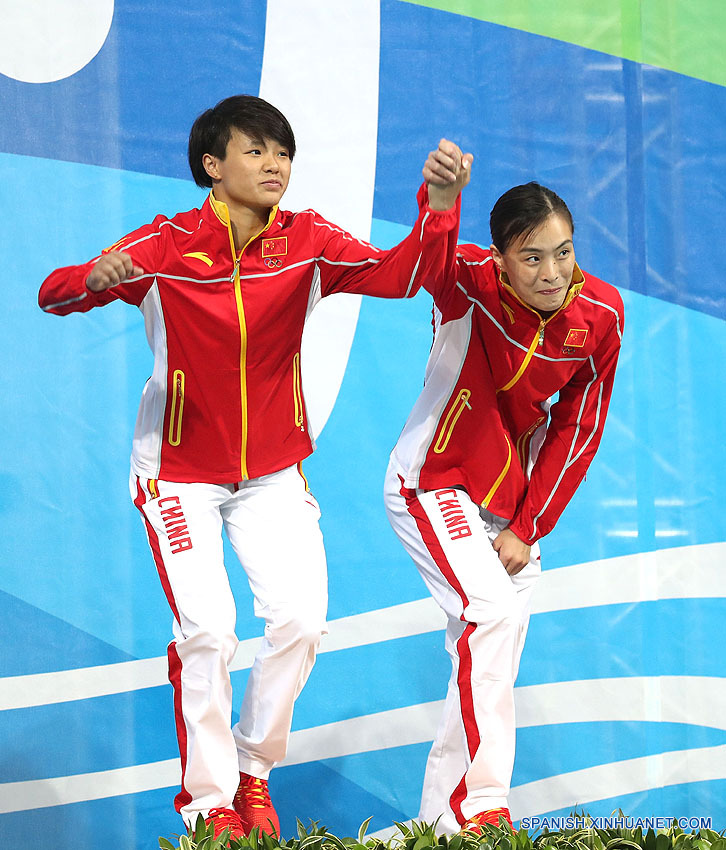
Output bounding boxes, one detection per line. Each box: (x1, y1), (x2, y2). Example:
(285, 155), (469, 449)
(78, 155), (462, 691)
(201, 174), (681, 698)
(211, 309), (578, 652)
(400, 0), (726, 88)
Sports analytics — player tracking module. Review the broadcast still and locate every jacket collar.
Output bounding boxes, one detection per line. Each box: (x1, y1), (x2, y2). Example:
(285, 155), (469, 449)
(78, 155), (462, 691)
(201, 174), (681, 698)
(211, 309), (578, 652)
(203, 191), (280, 232)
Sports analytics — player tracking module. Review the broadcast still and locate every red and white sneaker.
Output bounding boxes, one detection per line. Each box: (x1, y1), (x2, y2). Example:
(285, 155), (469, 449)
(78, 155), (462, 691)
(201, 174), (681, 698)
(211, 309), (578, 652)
(233, 772), (280, 836)
(203, 808), (247, 842)
(462, 808), (515, 833)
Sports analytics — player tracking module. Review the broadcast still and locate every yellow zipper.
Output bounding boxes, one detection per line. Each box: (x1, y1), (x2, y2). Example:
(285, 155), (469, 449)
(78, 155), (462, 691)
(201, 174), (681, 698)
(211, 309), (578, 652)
(230, 254), (249, 479)
(292, 353), (304, 428)
(481, 433), (513, 509)
(168, 369), (185, 446)
(433, 388), (471, 454)
(497, 322), (544, 394)
(214, 196), (277, 480)
(496, 269), (583, 394)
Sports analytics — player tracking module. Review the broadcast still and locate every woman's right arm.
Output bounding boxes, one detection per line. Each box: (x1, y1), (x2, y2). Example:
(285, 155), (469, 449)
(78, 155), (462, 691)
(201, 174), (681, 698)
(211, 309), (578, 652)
(39, 221), (161, 315)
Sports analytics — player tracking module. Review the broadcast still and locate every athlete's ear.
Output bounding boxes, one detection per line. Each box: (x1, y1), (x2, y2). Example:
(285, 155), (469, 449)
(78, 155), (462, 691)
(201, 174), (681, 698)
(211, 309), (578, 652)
(490, 243), (503, 269)
(202, 153), (220, 182)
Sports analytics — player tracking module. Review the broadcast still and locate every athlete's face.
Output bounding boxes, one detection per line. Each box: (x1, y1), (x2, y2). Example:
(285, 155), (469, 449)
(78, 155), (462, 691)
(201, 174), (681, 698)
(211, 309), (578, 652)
(490, 213), (576, 313)
(202, 129), (291, 213)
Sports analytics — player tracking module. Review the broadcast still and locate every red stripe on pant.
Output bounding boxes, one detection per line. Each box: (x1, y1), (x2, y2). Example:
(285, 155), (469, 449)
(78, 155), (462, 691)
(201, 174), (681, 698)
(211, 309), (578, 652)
(449, 621), (479, 822)
(133, 477), (180, 623)
(401, 480), (480, 825)
(168, 641), (192, 812)
(133, 478), (190, 812)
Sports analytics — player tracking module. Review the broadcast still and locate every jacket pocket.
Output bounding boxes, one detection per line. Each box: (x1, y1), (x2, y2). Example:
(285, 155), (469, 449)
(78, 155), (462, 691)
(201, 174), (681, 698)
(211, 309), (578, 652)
(292, 353), (304, 428)
(515, 415), (546, 468)
(168, 369), (185, 446)
(433, 388), (471, 454)
(481, 433), (513, 508)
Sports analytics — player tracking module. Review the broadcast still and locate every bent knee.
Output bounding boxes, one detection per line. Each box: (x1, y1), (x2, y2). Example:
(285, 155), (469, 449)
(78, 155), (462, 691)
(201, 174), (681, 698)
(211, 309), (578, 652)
(265, 610), (326, 650)
(175, 622), (238, 659)
(464, 598), (521, 634)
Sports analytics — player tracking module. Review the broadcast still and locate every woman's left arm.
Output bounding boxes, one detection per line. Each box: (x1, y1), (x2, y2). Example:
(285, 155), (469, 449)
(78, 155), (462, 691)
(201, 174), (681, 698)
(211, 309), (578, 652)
(507, 302), (624, 545)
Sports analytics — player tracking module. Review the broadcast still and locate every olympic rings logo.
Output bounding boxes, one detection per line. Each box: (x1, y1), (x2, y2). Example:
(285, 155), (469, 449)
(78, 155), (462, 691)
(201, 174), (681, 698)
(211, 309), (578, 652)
(264, 257), (283, 268)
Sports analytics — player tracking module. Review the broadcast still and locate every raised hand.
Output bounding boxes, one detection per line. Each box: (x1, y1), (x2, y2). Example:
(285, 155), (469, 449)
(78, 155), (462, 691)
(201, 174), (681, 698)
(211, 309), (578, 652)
(423, 138), (474, 211)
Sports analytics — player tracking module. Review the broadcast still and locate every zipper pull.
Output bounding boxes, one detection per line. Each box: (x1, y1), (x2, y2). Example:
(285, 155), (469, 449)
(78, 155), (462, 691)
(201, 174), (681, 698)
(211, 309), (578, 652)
(538, 322), (545, 347)
(230, 255), (241, 282)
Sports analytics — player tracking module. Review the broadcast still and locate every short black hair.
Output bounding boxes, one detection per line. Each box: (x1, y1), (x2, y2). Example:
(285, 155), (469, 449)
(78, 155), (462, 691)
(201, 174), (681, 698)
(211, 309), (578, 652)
(490, 182), (574, 253)
(188, 95), (296, 188)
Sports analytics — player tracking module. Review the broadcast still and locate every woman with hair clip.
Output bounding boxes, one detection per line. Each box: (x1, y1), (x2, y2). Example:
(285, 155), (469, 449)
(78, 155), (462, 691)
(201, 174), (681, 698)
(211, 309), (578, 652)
(385, 164), (624, 833)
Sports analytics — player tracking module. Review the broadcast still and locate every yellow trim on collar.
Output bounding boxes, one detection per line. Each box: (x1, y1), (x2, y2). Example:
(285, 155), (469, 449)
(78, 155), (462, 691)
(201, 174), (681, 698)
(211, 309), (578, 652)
(560, 263), (585, 309)
(208, 191), (279, 233)
(208, 191), (230, 225)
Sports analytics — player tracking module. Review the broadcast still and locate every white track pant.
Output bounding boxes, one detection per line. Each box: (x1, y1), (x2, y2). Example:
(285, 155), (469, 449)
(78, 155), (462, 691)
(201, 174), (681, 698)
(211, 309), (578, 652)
(131, 464), (328, 826)
(384, 459), (540, 832)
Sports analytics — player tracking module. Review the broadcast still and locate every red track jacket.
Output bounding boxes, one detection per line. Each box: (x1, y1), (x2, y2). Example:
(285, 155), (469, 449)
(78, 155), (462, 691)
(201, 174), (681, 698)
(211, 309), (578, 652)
(40, 190), (459, 483)
(393, 237), (624, 544)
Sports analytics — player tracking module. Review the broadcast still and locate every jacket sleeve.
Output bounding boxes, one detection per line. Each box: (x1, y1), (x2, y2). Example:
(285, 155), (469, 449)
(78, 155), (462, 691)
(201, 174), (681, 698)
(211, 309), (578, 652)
(507, 300), (624, 544)
(430, 242), (494, 324)
(38, 219), (164, 315)
(315, 184), (461, 299)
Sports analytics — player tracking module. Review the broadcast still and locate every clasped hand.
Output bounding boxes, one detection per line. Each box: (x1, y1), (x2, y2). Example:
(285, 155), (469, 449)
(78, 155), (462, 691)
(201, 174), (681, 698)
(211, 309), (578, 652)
(423, 138), (474, 210)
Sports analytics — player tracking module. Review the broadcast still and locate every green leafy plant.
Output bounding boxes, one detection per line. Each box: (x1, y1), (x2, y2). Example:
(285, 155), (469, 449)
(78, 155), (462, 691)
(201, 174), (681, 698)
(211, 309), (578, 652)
(159, 814), (724, 850)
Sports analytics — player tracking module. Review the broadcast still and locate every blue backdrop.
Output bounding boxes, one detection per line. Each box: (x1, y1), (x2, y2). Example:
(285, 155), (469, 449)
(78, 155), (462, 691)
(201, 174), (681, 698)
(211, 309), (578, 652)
(1, 1), (724, 845)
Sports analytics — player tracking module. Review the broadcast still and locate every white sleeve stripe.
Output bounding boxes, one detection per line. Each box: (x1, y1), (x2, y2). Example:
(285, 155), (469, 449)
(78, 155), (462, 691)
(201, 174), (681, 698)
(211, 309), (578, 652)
(49, 255), (383, 298)
(454, 282), (527, 346)
(238, 256), (378, 281)
(316, 256), (380, 268)
(580, 294), (623, 340)
(47, 258), (376, 296)
(155, 273), (231, 284)
(457, 255), (493, 267)
(419, 210), (430, 240)
(42, 291), (89, 311)
(120, 231), (161, 250)
(567, 382), (604, 467)
(312, 218), (380, 250)
(168, 255), (378, 284)
(116, 219), (200, 252)
(531, 355), (599, 537)
(537, 352), (589, 363)
(159, 219), (201, 235)
(405, 252), (423, 297)
(400, 210), (432, 297)
(43, 273), (157, 310)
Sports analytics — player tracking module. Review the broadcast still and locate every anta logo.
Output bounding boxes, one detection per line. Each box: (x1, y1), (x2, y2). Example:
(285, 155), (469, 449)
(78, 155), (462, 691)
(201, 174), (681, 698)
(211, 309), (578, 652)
(563, 328), (588, 354)
(158, 496), (193, 554)
(183, 251), (214, 267)
(262, 236), (287, 257)
(434, 489), (472, 540)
